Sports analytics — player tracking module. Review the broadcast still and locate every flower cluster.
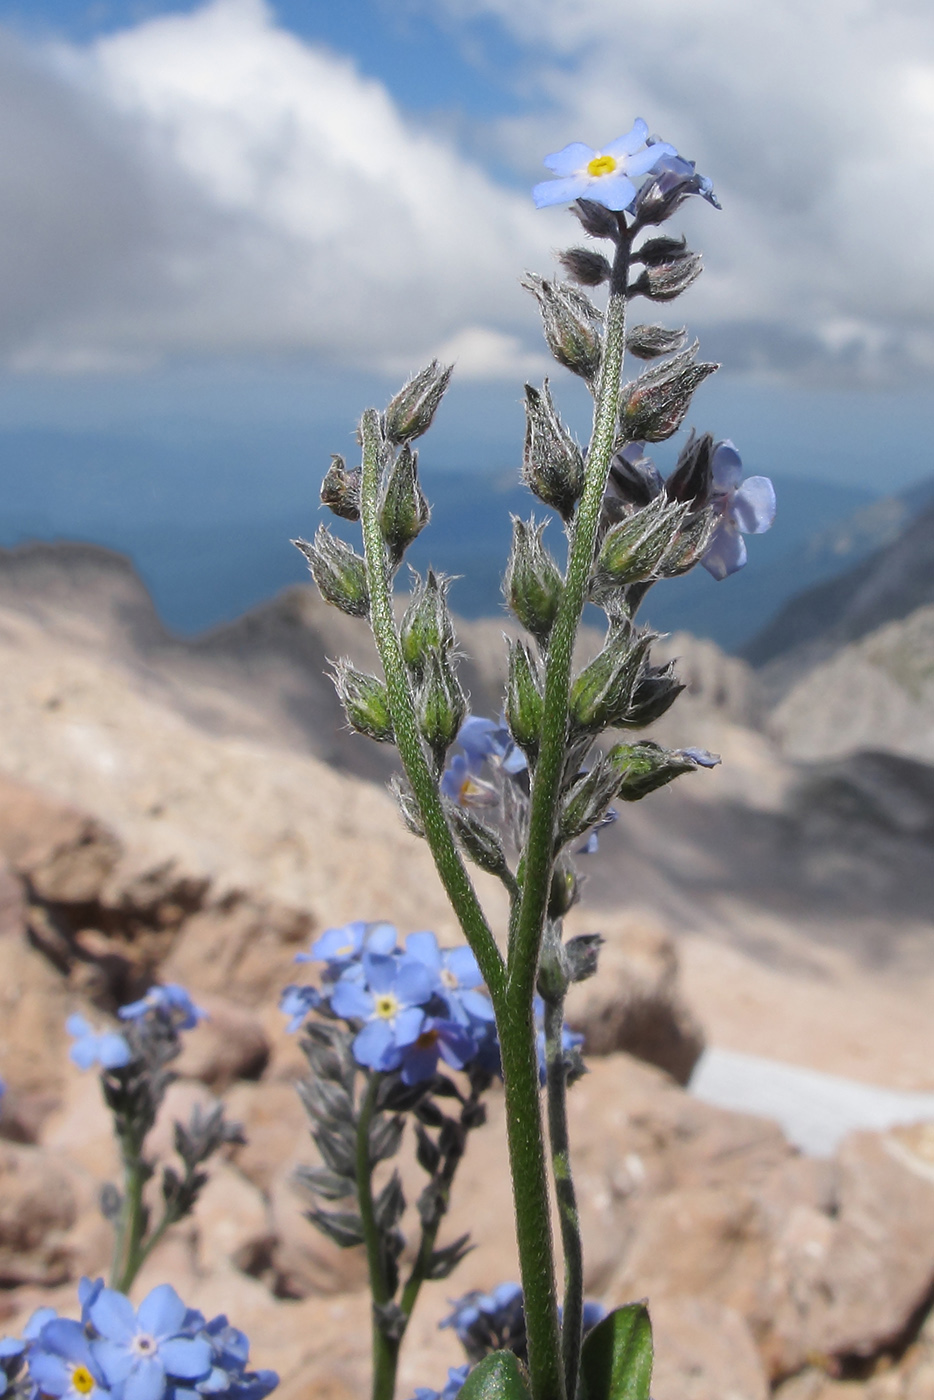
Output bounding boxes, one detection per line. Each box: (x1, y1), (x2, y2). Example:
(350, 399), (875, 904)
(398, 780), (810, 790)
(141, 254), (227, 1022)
(67, 985), (207, 1074)
(281, 922), (499, 1085)
(2, 1281), (277, 1400)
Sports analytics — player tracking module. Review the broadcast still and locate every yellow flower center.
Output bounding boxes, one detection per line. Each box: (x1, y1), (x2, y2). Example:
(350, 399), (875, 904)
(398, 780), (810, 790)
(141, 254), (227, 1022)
(375, 993), (399, 1020)
(71, 1367), (95, 1396)
(440, 968), (459, 991)
(587, 154), (617, 178)
(336, 943), (355, 957)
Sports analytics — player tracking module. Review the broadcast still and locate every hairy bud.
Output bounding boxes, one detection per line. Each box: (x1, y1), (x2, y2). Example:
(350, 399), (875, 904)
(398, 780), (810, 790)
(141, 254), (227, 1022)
(558, 246), (612, 287)
(385, 361), (453, 444)
(619, 343), (719, 443)
(594, 493), (689, 591)
(569, 626), (653, 732)
(607, 740), (719, 799)
(391, 776), (425, 838)
(660, 508), (717, 577)
(332, 661), (394, 743)
(504, 517), (564, 646)
(571, 198), (622, 240)
(416, 651), (467, 762)
(523, 381), (585, 522)
(505, 638), (545, 760)
(620, 661), (684, 728)
(446, 804), (510, 877)
(320, 454), (361, 521)
(633, 156), (721, 227)
(379, 444), (430, 565)
(630, 252), (703, 302)
(537, 926), (570, 1002)
(557, 755), (622, 849)
(548, 856), (580, 918)
(665, 430), (714, 508)
(565, 932), (603, 983)
(295, 527), (368, 618)
(400, 570), (455, 677)
(626, 324), (689, 360)
(521, 273), (602, 382)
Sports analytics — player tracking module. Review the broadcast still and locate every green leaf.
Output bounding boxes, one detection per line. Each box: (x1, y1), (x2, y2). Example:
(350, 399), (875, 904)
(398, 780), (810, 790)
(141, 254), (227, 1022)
(579, 1304), (653, 1400)
(458, 1352), (530, 1400)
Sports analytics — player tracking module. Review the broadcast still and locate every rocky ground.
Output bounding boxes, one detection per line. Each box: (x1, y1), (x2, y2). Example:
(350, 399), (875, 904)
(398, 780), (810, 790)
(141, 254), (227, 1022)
(4, 542), (934, 1400)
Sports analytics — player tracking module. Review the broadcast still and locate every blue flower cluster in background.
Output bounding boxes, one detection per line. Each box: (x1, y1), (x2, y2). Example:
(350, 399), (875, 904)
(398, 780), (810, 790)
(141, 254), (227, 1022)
(440, 716), (527, 811)
(1, 1281), (277, 1400)
(281, 922), (499, 1084)
(66, 985), (207, 1075)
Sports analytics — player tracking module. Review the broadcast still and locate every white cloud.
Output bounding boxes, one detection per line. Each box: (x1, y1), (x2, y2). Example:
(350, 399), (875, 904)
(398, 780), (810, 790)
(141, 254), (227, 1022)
(0, 0), (554, 376)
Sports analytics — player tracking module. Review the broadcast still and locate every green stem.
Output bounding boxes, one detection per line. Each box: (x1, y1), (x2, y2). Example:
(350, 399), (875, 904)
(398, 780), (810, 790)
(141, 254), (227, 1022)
(544, 998), (583, 1400)
(357, 1074), (399, 1400)
(358, 409), (505, 1005)
(398, 1094), (473, 1322)
(111, 1133), (148, 1293)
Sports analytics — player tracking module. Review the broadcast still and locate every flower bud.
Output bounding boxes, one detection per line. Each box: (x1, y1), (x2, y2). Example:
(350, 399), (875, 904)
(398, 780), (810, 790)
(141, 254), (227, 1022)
(557, 755), (622, 849)
(400, 569), (455, 677)
(569, 626), (652, 732)
(606, 739), (718, 799)
(558, 246), (612, 287)
(571, 197), (622, 241)
(504, 517), (564, 646)
(632, 154), (720, 227)
(537, 926), (570, 1002)
(379, 444), (430, 565)
(635, 234), (690, 266)
(565, 933), (603, 983)
(619, 661), (684, 728)
(594, 494), (689, 590)
(416, 650), (467, 762)
(619, 342), (718, 443)
(446, 803), (509, 877)
(522, 381), (585, 522)
(626, 324), (688, 360)
(320, 454), (361, 521)
(521, 273), (602, 382)
(604, 443), (664, 512)
(630, 252), (703, 303)
(504, 638), (545, 760)
(548, 856), (580, 918)
(294, 527), (368, 618)
(659, 508), (717, 577)
(384, 361), (453, 444)
(665, 430), (713, 508)
(332, 661), (394, 743)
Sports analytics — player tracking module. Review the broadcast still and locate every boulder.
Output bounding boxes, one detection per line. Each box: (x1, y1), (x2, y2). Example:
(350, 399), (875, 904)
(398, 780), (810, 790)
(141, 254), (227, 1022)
(174, 994), (271, 1089)
(0, 1141), (110, 1286)
(224, 1080), (308, 1195)
(0, 773), (121, 904)
(649, 1295), (769, 1400)
(160, 893), (313, 1007)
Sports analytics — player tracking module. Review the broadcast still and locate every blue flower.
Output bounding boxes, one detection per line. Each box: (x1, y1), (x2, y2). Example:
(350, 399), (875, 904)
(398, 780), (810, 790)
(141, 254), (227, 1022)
(441, 1284), (526, 1362)
(701, 441), (776, 580)
(456, 718), (527, 776)
(679, 747), (720, 768)
(28, 1318), (111, 1400)
(278, 985), (322, 1034)
(89, 1284), (212, 1400)
(295, 921), (397, 971)
(440, 754), (499, 810)
(402, 932), (495, 1027)
(533, 121), (676, 212)
(398, 1017), (478, 1086)
(22, 1309), (59, 1342)
(635, 150), (721, 217)
(412, 1365), (470, 1400)
(330, 953), (433, 1072)
(66, 1015), (133, 1072)
(118, 985), (206, 1031)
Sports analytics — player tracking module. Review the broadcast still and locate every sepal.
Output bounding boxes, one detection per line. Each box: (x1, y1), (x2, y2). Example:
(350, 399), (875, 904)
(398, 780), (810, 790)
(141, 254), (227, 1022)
(625, 324), (688, 360)
(331, 661), (394, 742)
(523, 381), (586, 522)
(401, 570), (456, 677)
(629, 251), (703, 302)
(558, 246), (612, 287)
(557, 756), (622, 849)
(620, 662), (684, 728)
(607, 740), (719, 798)
(521, 273), (602, 382)
(569, 627), (653, 733)
(385, 360), (453, 443)
(566, 932), (604, 983)
(571, 197), (622, 240)
(295, 527), (369, 618)
(416, 651), (467, 762)
(504, 638), (545, 760)
(457, 1352), (531, 1400)
(593, 494), (689, 591)
(446, 802), (511, 878)
(619, 343), (718, 443)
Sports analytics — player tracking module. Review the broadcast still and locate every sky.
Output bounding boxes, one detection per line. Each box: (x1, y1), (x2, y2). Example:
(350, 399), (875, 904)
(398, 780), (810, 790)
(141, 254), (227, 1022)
(0, 0), (932, 509)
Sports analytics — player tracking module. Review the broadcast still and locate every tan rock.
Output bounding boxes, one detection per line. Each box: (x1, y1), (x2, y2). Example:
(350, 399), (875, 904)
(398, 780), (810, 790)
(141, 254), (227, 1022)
(224, 1080), (308, 1195)
(266, 1149), (370, 1298)
(649, 1294), (769, 1400)
(174, 994), (271, 1090)
(0, 772), (121, 903)
(565, 914), (705, 1083)
(0, 917), (71, 1103)
(0, 1141), (110, 1286)
(190, 1162), (271, 1277)
(161, 894), (313, 1008)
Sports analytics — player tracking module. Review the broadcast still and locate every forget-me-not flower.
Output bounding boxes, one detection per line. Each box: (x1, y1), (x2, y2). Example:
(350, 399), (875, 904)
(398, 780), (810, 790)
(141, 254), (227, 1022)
(701, 441), (776, 580)
(533, 121), (676, 212)
(28, 1319), (112, 1400)
(118, 985), (206, 1030)
(296, 920), (397, 971)
(278, 985), (322, 1034)
(397, 1017), (478, 1086)
(403, 932), (495, 1027)
(89, 1284), (212, 1400)
(66, 1015), (132, 1073)
(330, 953), (433, 1072)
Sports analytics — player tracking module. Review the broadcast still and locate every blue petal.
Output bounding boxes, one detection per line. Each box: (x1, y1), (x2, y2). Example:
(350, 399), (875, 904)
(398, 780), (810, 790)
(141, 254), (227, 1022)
(501, 745), (528, 775)
(365, 923), (398, 955)
(583, 172), (636, 212)
(394, 1006), (427, 1048)
(362, 952), (396, 994)
(393, 958), (434, 1007)
(404, 931), (440, 974)
(158, 1339), (212, 1381)
(542, 142), (593, 176)
(732, 476), (776, 535)
(437, 1025), (477, 1070)
(353, 1019), (394, 1069)
(400, 1044), (439, 1085)
(65, 1014), (91, 1038)
(710, 440), (743, 492)
(602, 120), (649, 159)
(532, 175), (589, 209)
(444, 946), (481, 989)
(461, 989), (496, 1022)
(124, 1356), (167, 1400)
(702, 523), (746, 579)
(138, 1285), (186, 1341)
(625, 142), (676, 178)
(91, 1339), (135, 1385)
(90, 1289), (138, 1346)
(23, 1308), (59, 1341)
(28, 1352), (71, 1395)
(97, 1033), (132, 1069)
(311, 922), (365, 962)
(330, 980), (372, 1020)
(68, 1039), (99, 1071)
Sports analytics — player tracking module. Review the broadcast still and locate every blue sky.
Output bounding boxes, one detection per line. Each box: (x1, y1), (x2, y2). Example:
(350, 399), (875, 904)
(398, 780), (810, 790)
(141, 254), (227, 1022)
(0, 0), (932, 505)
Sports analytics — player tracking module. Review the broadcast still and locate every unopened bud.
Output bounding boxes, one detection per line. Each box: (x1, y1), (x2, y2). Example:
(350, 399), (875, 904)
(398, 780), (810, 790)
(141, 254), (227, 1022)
(558, 246), (612, 287)
(320, 454), (361, 521)
(571, 198), (622, 241)
(523, 381), (585, 522)
(537, 927), (570, 1002)
(634, 234), (689, 266)
(619, 343), (718, 443)
(504, 517), (564, 646)
(505, 638), (545, 760)
(446, 804), (509, 877)
(565, 933), (603, 983)
(379, 444), (430, 565)
(569, 626), (652, 732)
(630, 252), (703, 302)
(400, 570), (455, 677)
(626, 324), (688, 360)
(620, 661), (684, 728)
(633, 156), (720, 228)
(594, 494), (689, 590)
(332, 661), (394, 743)
(294, 527), (368, 618)
(607, 739), (718, 799)
(521, 273), (602, 382)
(659, 508), (717, 577)
(385, 361), (453, 444)
(416, 651), (467, 762)
(548, 856), (580, 918)
(557, 756), (621, 849)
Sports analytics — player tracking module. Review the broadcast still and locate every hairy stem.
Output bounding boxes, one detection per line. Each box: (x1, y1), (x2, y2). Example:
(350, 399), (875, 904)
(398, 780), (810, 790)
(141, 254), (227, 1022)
(358, 409), (505, 1003)
(544, 998), (583, 1400)
(357, 1074), (399, 1400)
(111, 1130), (148, 1293)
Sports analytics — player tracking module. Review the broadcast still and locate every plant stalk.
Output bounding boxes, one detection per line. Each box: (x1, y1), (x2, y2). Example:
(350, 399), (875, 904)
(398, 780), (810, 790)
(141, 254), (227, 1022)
(544, 997), (584, 1400)
(356, 1074), (399, 1400)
